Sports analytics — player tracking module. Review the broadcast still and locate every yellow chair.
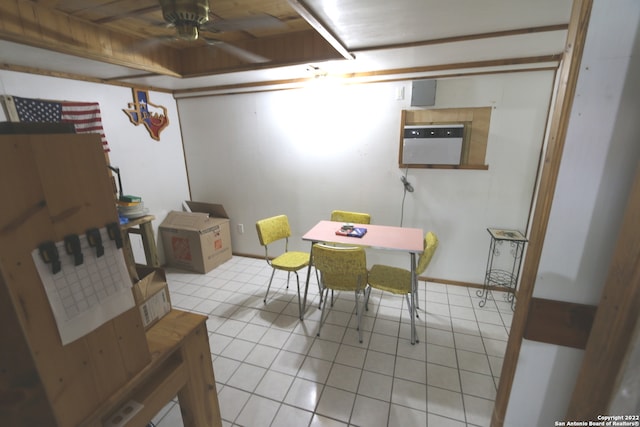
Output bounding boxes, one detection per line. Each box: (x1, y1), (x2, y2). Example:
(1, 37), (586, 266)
(365, 231), (438, 344)
(330, 210), (371, 224)
(256, 215), (310, 319)
(313, 244), (368, 343)
(321, 210), (371, 306)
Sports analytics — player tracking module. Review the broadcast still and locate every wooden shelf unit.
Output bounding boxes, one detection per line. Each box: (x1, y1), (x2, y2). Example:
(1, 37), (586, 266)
(80, 310), (221, 427)
(0, 134), (221, 427)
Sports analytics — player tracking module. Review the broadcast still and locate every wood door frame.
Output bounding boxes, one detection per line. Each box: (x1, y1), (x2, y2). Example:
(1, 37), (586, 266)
(566, 162), (640, 417)
(491, 0), (594, 424)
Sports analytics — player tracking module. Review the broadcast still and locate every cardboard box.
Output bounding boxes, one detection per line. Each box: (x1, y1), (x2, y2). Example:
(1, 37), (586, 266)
(159, 201), (232, 273)
(132, 265), (172, 330)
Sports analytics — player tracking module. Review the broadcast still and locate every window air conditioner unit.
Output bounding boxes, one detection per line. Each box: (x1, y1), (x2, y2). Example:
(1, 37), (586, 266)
(402, 124), (465, 165)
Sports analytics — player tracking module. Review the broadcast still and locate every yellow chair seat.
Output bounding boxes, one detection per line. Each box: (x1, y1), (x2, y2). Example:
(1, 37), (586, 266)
(368, 264), (412, 294)
(313, 244), (368, 342)
(365, 231), (438, 344)
(323, 210), (372, 299)
(256, 214), (311, 319)
(271, 251), (309, 271)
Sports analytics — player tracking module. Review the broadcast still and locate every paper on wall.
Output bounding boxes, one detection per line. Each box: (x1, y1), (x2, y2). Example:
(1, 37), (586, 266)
(31, 227), (134, 345)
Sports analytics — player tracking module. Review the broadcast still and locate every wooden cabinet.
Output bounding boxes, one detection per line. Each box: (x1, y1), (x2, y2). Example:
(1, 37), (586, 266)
(0, 134), (221, 426)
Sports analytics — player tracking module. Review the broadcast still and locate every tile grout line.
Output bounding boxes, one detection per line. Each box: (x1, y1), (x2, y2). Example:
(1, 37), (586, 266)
(163, 257), (503, 427)
(440, 283), (470, 426)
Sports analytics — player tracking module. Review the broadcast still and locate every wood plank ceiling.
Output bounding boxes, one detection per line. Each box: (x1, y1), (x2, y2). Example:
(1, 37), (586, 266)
(0, 0), (573, 91)
(0, 0), (341, 78)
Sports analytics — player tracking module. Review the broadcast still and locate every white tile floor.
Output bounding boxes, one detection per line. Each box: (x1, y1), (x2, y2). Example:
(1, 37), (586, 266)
(150, 256), (513, 427)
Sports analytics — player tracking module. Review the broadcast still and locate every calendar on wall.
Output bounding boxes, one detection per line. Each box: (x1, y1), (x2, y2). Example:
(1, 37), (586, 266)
(31, 226), (134, 345)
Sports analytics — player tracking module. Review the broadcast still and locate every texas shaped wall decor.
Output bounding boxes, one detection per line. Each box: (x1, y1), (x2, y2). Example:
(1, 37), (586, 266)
(123, 88), (169, 141)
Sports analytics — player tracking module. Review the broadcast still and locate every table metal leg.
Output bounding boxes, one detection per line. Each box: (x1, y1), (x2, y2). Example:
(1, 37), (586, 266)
(410, 252), (418, 345)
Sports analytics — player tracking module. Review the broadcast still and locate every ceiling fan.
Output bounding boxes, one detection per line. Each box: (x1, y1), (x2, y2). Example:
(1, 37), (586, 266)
(158, 0), (282, 63)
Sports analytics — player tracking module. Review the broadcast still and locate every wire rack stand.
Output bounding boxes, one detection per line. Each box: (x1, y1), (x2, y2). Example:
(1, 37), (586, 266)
(476, 228), (528, 310)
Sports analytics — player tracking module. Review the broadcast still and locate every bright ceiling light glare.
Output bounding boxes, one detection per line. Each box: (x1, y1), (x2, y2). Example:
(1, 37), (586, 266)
(283, 70), (351, 157)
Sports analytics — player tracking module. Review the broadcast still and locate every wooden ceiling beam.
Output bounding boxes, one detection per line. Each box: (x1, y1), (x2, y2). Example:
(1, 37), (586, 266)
(352, 24), (569, 52)
(287, 0), (354, 60)
(0, 0), (183, 77)
(178, 29), (345, 77)
(0, 1), (347, 79)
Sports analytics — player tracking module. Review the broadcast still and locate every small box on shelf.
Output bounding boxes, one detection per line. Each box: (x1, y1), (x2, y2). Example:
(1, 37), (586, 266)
(131, 265), (172, 330)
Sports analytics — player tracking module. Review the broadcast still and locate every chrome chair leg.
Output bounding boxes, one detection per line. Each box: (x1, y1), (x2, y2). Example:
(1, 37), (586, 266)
(316, 267), (324, 308)
(355, 290), (363, 343)
(264, 269), (276, 303)
(316, 287), (330, 337)
(364, 286), (371, 311)
(294, 271), (303, 320)
(405, 293), (412, 313)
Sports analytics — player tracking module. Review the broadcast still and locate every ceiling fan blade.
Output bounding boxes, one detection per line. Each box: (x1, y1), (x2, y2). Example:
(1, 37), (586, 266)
(201, 14), (285, 33)
(127, 34), (175, 53)
(203, 38), (270, 63)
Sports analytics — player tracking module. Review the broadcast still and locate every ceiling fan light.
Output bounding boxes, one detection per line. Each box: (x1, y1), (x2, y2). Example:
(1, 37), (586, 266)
(175, 22), (199, 40)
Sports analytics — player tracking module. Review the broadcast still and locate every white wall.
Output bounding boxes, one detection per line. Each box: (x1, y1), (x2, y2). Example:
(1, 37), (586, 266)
(0, 58), (556, 284)
(0, 71), (191, 264)
(1, 3), (635, 422)
(505, 0), (640, 425)
(176, 71), (555, 283)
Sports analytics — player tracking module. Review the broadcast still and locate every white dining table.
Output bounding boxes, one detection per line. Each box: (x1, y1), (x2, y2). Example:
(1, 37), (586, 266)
(301, 220), (424, 344)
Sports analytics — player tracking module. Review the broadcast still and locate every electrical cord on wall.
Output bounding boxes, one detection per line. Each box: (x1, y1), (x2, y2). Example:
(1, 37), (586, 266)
(399, 168), (414, 227)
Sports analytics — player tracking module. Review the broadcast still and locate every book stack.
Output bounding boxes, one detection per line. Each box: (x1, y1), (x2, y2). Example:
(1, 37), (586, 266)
(117, 195), (147, 221)
(335, 224), (367, 238)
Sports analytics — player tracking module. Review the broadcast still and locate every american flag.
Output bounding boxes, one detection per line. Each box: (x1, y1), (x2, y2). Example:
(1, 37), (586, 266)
(10, 96), (110, 152)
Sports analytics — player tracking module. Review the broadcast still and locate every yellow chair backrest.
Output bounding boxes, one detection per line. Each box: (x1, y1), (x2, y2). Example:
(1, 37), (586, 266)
(256, 215), (291, 246)
(313, 244), (367, 291)
(330, 210), (371, 224)
(416, 231), (438, 275)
